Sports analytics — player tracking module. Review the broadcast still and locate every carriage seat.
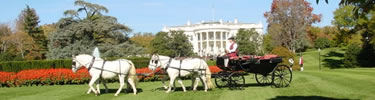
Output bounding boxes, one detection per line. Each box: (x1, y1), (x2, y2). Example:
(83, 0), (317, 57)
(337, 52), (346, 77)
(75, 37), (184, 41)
(240, 55), (261, 60)
(229, 56), (240, 60)
(259, 54), (279, 60)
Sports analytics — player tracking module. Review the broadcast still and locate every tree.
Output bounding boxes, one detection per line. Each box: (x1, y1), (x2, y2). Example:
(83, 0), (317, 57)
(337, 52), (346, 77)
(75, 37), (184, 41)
(151, 31), (193, 57)
(8, 31), (34, 59)
(317, 0), (375, 17)
(130, 32), (155, 53)
(264, 0), (321, 53)
(20, 5), (47, 59)
(0, 24), (12, 53)
(314, 37), (331, 49)
(236, 28), (261, 55)
(47, 0), (139, 59)
(318, 0), (375, 67)
(262, 33), (273, 53)
(41, 24), (56, 38)
(169, 31), (194, 57)
(343, 43), (361, 68)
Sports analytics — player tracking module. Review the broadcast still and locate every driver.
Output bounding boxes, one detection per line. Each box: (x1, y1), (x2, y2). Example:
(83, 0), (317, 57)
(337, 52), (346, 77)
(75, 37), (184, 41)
(223, 37), (238, 69)
(226, 37), (238, 58)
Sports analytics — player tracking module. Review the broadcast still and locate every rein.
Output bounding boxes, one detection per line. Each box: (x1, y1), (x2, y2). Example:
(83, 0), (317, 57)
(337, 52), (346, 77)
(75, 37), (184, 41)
(87, 57), (96, 71)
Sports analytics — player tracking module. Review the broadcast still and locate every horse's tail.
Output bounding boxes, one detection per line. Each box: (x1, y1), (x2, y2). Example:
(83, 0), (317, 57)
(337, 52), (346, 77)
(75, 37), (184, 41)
(127, 60), (138, 85)
(204, 60), (215, 89)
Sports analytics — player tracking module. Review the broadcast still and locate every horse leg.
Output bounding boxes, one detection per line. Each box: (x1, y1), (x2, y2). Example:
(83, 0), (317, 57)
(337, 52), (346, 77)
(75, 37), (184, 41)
(114, 75), (125, 96)
(96, 80), (101, 94)
(86, 87), (92, 94)
(162, 76), (168, 90)
(101, 78), (109, 93)
(190, 76), (195, 90)
(127, 77), (137, 95)
(200, 76), (208, 92)
(177, 79), (186, 92)
(88, 76), (99, 96)
(193, 77), (200, 91)
(166, 75), (176, 93)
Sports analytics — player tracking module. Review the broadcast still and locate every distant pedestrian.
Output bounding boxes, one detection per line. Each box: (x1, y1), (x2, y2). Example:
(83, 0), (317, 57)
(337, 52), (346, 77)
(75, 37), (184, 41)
(299, 56), (304, 71)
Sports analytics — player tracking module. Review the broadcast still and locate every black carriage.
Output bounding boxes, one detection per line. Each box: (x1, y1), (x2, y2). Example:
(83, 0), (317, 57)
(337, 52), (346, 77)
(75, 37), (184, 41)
(214, 55), (292, 89)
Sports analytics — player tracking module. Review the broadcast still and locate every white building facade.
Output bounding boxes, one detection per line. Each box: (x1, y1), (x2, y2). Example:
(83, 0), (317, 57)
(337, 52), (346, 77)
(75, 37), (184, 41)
(162, 19), (263, 57)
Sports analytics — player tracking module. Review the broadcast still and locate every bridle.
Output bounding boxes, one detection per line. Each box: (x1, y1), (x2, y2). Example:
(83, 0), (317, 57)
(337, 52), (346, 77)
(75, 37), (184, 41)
(72, 56), (96, 71)
(149, 55), (171, 70)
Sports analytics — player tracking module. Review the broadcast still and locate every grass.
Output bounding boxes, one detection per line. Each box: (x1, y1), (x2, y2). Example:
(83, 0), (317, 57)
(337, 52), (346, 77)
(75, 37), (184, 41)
(1, 48), (374, 100)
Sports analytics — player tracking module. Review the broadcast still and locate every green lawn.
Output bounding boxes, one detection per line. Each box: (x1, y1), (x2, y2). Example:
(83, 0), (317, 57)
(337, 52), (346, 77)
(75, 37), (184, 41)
(1, 48), (374, 100)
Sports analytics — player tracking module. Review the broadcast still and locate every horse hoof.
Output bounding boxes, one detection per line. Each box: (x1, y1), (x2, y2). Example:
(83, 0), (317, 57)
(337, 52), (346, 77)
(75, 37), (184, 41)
(114, 94), (118, 96)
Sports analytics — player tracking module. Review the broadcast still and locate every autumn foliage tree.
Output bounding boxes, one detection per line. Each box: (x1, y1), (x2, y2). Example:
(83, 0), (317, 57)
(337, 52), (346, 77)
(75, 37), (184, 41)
(264, 0), (321, 53)
(130, 32), (155, 54)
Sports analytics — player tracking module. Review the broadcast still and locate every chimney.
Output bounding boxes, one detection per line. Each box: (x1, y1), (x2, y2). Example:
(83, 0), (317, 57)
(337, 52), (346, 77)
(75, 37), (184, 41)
(234, 18), (238, 24)
(187, 20), (191, 26)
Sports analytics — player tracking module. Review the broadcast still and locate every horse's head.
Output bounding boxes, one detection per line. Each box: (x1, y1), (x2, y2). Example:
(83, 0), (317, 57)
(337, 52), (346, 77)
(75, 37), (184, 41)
(148, 54), (161, 71)
(72, 54), (93, 73)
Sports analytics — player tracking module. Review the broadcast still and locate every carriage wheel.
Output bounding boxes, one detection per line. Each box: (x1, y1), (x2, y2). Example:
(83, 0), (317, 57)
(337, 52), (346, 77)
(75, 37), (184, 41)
(229, 72), (245, 89)
(255, 73), (273, 86)
(272, 64), (292, 88)
(215, 71), (229, 88)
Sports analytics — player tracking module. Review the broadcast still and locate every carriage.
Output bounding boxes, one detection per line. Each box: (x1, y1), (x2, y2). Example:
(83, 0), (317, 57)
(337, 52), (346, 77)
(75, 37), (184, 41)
(214, 55), (293, 89)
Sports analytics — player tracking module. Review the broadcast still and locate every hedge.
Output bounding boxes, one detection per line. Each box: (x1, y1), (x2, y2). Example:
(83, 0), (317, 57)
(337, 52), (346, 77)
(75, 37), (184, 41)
(0, 57), (151, 72)
(0, 57), (218, 72)
(0, 60), (72, 72)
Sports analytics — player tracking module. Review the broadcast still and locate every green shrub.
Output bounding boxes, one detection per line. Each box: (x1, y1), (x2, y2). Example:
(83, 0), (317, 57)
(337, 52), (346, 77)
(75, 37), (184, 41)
(271, 46), (300, 70)
(343, 43), (361, 68)
(314, 37), (331, 49)
(0, 59), (72, 72)
(206, 60), (216, 66)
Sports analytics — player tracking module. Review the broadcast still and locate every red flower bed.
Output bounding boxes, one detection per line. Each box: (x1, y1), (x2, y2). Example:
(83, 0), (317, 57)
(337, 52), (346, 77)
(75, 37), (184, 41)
(0, 68), (90, 87)
(0, 66), (222, 87)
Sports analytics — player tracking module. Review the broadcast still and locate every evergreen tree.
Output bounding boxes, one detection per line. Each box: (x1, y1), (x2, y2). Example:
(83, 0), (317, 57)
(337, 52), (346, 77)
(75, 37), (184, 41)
(47, 0), (143, 59)
(236, 28), (261, 55)
(151, 31), (193, 57)
(21, 5), (48, 59)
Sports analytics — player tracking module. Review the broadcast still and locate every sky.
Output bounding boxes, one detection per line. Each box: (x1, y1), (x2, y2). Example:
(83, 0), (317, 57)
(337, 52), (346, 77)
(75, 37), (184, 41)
(0, 0), (339, 34)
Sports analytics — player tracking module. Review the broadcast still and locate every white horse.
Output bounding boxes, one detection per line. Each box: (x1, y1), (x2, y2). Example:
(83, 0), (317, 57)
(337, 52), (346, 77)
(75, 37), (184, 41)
(148, 54), (214, 93)
(72, 54), (137, 96)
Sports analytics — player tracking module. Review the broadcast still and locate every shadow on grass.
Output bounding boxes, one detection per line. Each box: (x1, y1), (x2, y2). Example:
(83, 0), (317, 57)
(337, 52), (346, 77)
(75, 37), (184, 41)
(324, 51), (344, 57)
(323, 51), (344, 68)
(99, 88), (143, 94)
(151, 83), (262, 92)
(268, 96), (357, 100)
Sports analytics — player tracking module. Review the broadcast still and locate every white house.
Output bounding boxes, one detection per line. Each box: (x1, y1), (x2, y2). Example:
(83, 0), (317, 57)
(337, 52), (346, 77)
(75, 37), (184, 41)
(162, 19), (263, 56)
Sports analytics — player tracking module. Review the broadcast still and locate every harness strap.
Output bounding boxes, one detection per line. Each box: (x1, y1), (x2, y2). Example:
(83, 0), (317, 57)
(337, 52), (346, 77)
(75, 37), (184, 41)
(87, 57), (96, 71)
(163, 58), (173, 72)
(119, 60), (121, 75)
(99, 61), (106, 79)
(178, 60), (182, 78)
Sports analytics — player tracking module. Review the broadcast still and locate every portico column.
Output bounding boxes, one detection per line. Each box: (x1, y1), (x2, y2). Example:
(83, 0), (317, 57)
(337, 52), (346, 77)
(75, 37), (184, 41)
(213, 31), (217, 55)
(206, 31), (209, 54)
(200, 33), (203, 56)
(221, 32), (224, 51)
